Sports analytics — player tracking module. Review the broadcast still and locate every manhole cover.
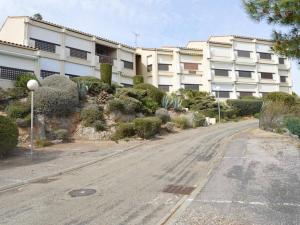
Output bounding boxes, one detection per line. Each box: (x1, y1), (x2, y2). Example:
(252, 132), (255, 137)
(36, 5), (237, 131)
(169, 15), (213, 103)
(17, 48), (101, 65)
(68, 189), (96, 197)
(163, 185), (195, 195)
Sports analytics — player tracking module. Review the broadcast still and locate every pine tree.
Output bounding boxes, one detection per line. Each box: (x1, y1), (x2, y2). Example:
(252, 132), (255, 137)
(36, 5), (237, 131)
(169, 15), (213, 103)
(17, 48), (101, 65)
(243, 0), (300, 59)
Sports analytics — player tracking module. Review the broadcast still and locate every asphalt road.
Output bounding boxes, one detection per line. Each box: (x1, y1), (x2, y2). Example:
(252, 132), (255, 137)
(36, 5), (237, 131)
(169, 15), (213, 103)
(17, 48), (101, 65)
(175, 128), (300, 225)
(0, 120), (257, 225)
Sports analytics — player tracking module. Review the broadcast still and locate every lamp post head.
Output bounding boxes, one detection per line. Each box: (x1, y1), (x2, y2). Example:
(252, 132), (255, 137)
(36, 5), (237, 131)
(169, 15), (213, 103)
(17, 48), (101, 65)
(27, 80), (39, 91)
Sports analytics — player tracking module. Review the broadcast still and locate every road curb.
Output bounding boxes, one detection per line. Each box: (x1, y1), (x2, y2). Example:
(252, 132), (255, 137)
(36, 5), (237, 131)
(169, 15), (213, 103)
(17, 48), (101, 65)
(157, 127), (256, 225)
(0, 142), (145, 193)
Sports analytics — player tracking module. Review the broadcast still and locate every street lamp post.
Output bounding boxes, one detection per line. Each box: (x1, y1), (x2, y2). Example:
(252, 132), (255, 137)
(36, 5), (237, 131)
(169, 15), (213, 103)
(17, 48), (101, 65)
(215, 86), (221, 124)
(27, 80), (39, 155)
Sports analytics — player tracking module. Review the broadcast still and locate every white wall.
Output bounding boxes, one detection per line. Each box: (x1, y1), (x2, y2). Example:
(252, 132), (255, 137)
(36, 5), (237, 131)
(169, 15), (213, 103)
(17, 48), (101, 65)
(234, 42), (254, 51)
(256, 44), (272, 53)
(65, 62), (92, 76)
(120, 50), (134, 62)
(0, 53), (36, 71)
(158, 76), (172, 85)
(180, 74), (201, 84)
(29, 25), (61, 44)
(180, 55), (201, 63)
(236, 84), (257, 92)
(40, 58), (60, 72)
(65, 35), (93, 52)
(210, 46), (231, 58)
(157, 54), (172, 64)
(259, 84), (279, 92)
(212, 83), (234, 91)
(0, 17), (26, 45)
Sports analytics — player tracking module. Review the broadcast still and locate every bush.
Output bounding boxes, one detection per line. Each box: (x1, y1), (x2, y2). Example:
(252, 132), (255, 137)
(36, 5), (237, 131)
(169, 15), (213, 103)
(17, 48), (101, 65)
(35, 138), (52, 147)
(165, 122), (175, 133)
(114, 122), (136, 140)
(0, 115), (19, 157)
(16, 114), (31, 127)
(227, 99), (263, 116)
(192, 112), (206, 128)
(115, 88), (147, 101)
(133, 75), (144, 85)
(119, 96), (144, 114)
(15, 73), (38, 89)
(133, 117), (162, 139)
(142, 97), (159, 114)
(72, 76), (113, 95)
(155, 108), (171, 123)
(5, 101), (30, 119)
(35, 75), (79, 116)
(6, 87), (28, 99)
(53, 129), (69, 141)
(285, 117), (300, 138)
(264, 92), (296, 107)
(80, 105), (103, 127)
(108, 98), (125, 113)
(100, 63), (112, 86)
(134, 83), (164, 104)
(94, 120), (106, 132)
(172, 116), (189, 129)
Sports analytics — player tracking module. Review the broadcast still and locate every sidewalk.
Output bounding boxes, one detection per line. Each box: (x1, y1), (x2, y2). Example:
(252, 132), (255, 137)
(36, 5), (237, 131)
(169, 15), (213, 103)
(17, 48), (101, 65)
(0, 139), (144, 191)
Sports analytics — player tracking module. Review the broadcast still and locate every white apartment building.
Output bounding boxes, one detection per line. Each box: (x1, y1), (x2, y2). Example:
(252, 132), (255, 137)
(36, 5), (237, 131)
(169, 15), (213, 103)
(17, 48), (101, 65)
(0, 16), (293, 99)
(0, 16), (136, 87)
(187, 35), (292, 98)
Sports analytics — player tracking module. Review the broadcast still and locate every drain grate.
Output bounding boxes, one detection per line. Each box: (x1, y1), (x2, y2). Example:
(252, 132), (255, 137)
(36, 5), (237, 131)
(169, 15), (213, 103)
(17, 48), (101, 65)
(68, 189), (96, 197)
(163, 185), (195, 195)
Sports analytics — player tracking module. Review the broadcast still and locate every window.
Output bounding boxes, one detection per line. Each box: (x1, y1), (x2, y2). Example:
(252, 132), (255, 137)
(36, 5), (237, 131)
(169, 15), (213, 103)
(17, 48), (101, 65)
(239, 92), (253, 97)
(40, 70), (58, 79)
(121, 83), (133, 87)
(68, 47), (88, 60)
(261, 72), (273, 79)
(216, 91), (230, 98)
(158, 85), (171, 92)
(280, 76), (287, 83)
(279, 58), (285, 64)
(237, 50), (251, 58)
(66, 73), (80, 78)
(32, 38), (57, 53)
(238, 70), (252, 78)
(122, 60), (134, 70)
(214, 69), (229, 77)
(147, 64), (152, 72)
(259, 52), (272, 60)
(158, 64), (170, 71)
(0, 66), (33, 80)
(183, 63), (198, 70)
(184, 84), (199, 91)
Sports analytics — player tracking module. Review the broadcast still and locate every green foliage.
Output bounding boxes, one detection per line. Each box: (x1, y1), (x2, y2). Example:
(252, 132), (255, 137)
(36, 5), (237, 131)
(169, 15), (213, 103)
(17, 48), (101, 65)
(5, 101), (30, 119)
(162, 95), (173, 109)
(227, 99), (263, 116)
(108, 98), (125, 112)
(133, 75), (144, 85)
(53, 129), (69, 141)
(35, 138), (52, 147)
(0, 115), (19, 157)
(15, 73), (38, 89)
(141, 97), (159, 114)
(243, 0), (300, 59)
(263, 92), (296, 107)
(133, 117), (162, 139)
(100, 63), (112, 85)
(134, 83), (164, 104)
(114, 122), (136, 140)
(119, 96), (144, 114)
(16, 114), (31, 127)
(76, 82), (88, 100)
(35, 75), (79, 116)
(93, 120), (106, 132)
(72, 76), (113, 95)
(80, 105), (103, 127)
(155, 108), (171, 123)
(192, 112), (206, 128)
(6, 87), (28, 99)
(285, 116), (300, 138)
(115, 88), (147, 100)
(172, 116), (189, 129)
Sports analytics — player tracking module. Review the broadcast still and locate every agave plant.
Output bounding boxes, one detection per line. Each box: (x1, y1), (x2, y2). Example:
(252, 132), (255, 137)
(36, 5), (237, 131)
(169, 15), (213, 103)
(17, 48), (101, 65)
(161, 95), (173, 109)
(76, 82), (88, 100)
(172, 96), (182, 111)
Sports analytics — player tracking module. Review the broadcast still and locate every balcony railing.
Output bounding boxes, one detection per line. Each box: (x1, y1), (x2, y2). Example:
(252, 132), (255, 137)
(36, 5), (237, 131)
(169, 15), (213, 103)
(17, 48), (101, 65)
(97, 54), (115, 65)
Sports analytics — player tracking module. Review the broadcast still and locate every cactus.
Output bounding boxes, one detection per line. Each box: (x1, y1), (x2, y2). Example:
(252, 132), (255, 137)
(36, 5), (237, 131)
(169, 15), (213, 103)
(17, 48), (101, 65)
(76, 82), (88, 100)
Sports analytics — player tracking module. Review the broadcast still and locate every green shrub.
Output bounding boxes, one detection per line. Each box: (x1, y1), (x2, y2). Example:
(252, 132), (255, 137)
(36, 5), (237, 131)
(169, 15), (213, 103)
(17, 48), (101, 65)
(108, 98), (125, 112)
(72, 76), (113, 95)
(227, 99), (263, 116)
(285, 117), (300, 138)
(115, 88), (147, 101)
(114, 122), (136, 140)
(35, 138), (52, 147)
(0, 115), (19, 157)
(134, 83), (164, 104)
(35, 75), (79, 116)
(16, 114), (31, 127)
(133, 117), (162, 139)
(142, 97), (159, 114)
(6, 87), (28, 99)
(53, 129), (69, 141)
(172, 116), (189, 129)
(264, 92), (296, 107)
(5, 101), (30, 119)
(192, 112), (206, 128)
(100, 63), (112, 85)
(119, 96), (144, 114)
(80, 105), (103, 127)
(155, 108), (171, 123)
(94, 120), (106, 132)
(15, 73), (38, 89)
(133, 75), (144, 85)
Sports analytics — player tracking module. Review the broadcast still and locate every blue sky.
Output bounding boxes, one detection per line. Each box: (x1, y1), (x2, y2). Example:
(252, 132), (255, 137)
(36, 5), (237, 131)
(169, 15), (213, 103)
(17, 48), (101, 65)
(0, 0), (299, 94)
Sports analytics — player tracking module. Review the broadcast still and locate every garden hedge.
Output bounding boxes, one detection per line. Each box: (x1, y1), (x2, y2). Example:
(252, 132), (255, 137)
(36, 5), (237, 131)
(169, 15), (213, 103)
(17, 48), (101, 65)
(227, 99), (263, 116)
(0, 116), (19, 157)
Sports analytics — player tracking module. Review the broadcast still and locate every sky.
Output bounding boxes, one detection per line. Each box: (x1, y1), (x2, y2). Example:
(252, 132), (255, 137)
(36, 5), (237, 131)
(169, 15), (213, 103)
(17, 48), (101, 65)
(0, 0), (298, 94)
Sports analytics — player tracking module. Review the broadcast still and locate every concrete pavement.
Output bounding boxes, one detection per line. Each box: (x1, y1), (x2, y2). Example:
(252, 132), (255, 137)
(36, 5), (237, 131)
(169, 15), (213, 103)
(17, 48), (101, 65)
(0, 120), (257, 225)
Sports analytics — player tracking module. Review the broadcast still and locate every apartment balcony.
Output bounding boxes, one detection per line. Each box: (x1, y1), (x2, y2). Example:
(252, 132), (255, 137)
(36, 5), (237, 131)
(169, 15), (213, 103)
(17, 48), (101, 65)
(210, 55), (233, 62)
(97, 54), (115, 65)
(278, 63), (290, 70)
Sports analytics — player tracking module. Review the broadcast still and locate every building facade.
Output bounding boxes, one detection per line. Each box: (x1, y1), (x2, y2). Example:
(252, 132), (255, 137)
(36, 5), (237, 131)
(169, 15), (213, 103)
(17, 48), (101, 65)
(0, 16), (293, 99)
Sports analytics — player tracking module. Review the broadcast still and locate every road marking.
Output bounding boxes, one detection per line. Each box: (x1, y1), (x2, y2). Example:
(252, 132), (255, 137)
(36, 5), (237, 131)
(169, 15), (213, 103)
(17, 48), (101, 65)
(190, 199), (300, 207)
